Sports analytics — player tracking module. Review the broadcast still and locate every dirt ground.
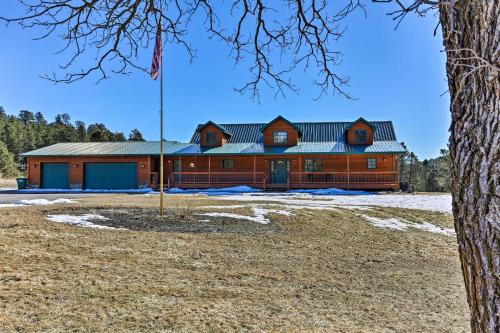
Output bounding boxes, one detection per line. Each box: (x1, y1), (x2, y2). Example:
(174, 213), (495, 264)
(0, 194), (469, 332)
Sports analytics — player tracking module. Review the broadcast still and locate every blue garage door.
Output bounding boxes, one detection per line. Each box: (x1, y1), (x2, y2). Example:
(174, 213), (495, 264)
(84, 163), (137, 190)
(42, 163), (69, 189)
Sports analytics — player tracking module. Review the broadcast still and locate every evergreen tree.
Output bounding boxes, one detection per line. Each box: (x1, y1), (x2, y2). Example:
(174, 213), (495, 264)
(128, 129), (145, 141)
(113, 132), (126, 141)
(75, 121), (87, 141)
(0, 106), (144, 175)
(0, 140), (20, 178)
(19, 110), (35, 123)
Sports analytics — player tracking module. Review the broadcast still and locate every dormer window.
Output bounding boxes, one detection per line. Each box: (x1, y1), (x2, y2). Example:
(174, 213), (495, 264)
(205, 131), (217, 145)
(354, 130), (367, 144)
(273, 131), (288, 144)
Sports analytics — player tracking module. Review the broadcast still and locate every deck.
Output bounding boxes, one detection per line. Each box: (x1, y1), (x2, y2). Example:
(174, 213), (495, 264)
(161, 171), (400, 190)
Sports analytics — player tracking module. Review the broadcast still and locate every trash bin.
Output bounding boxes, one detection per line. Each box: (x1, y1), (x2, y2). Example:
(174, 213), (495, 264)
(16, 178), (28, 190)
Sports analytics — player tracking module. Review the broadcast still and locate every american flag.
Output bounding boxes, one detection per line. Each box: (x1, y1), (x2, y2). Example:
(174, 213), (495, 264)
(151, 26), (162, 80)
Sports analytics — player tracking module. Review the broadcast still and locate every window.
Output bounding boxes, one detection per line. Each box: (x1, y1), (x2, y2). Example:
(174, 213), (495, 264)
(367, 158), (377, 169)
(304, 158), (322, 172)
(273, 131), (288, 144)
(205, 131), (217, 145)
(354, 130), (367, 144)
(222, 159), (234, 170)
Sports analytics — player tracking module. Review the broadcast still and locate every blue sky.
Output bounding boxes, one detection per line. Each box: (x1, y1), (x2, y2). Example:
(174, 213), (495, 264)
(0, 2), (449, 159)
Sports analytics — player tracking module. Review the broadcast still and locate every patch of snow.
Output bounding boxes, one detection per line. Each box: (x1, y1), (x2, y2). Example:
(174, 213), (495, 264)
(214, 193), (452, 213)
(167, 186), (262, 195)
(18, 188), (153, 194)
(16, 198), (76, 205)
(196, 212), (269, 224)
(197, 219), (211, 222)
(197, 206), (292, 224)
(46, 214), (124, 230)
(359, 214), (455, 236)
(198, 204), (252, 209)
(360, 215), (409, 231)
(290, 188), (373, 195)
(0, 198), (77, 208)
(410, 221), (456, 236)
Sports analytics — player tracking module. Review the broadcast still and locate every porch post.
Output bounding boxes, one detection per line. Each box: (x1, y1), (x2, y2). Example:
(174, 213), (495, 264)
(396, 154), (400, 184)
(347, 154), (350, 190)
(194, 156), (197, 184)
(253, 155), (256, 184)
(299, 155), (302, 183)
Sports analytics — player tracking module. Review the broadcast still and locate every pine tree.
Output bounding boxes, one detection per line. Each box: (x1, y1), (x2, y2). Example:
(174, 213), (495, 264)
(128, 129), (145, 141)
(0, 140), (20, 178)
(75, 121), (87, 141)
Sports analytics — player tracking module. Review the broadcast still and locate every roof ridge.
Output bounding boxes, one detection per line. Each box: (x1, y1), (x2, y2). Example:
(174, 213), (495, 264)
(198, 120), (393, 126)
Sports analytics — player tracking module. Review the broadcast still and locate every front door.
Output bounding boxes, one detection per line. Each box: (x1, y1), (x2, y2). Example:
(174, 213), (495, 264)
(271, 159), (289, 184)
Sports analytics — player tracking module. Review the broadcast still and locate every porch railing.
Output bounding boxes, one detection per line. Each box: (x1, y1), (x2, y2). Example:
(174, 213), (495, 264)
(171, 172), (266, 185)
(167, 171), (398, 188)
(289, 172), (398, 184)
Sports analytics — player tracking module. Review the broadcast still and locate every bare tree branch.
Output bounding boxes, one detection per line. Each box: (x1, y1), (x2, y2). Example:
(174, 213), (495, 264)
(1, 0), (365, 100)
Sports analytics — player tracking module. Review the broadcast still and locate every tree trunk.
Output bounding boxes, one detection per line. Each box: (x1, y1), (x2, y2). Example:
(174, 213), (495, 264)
(439, 1), (499, 332)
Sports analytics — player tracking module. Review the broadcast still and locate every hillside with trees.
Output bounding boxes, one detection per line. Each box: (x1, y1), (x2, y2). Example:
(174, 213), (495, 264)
(0, 106), (145, 178)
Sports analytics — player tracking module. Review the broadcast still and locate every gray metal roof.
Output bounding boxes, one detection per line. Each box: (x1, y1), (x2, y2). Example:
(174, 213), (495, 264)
(21, 141), (193, 157)
(22, 140), (405, 157)
(21, 119), (405, 157)
(191, 121), (397, 143)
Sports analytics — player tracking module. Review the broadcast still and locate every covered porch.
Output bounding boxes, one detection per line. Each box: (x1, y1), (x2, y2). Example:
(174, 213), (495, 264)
(150, 154), (400, 191)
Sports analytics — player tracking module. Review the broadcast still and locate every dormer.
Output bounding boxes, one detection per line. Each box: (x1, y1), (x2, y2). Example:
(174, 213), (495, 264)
(346, 117), (374, 145)
(199, 121), (231, 147)
(261, 116), (303, 146)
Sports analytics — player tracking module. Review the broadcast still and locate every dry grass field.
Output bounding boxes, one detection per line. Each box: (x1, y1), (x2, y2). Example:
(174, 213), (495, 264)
(0, 178), (17, 189)
(0, 194), (469, 332)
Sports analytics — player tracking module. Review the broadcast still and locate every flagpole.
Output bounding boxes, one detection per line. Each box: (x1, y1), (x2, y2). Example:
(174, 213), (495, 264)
(159, 15), (164, 216)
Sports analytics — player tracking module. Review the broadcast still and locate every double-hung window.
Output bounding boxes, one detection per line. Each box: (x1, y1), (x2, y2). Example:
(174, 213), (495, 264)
(222, 159), (234, 170)
(304, 158), (322, 172)
(205, 131), (217, 145)
(354, 130), (367, 144)
(367, 158), (377, 169)
(273, 131), (288, 144)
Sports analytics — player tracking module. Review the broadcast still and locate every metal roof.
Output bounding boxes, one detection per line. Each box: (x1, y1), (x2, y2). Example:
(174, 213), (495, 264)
(190, 120), (397, 143)
(21, 118), (405, 157)
(21, 141), (192, 157)
(198, 121), (232, 137)
(22, 140), (405, 157)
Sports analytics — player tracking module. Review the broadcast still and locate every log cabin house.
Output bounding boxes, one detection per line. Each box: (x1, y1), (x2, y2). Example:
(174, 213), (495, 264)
(21, 116), (406, 190)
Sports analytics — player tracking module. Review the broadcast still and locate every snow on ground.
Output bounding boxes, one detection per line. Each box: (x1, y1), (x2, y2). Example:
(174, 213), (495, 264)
(290, 188), (373, 195)
(198, 202), (453, 236)
(0, 198), (76, 208)
(167, 186), (371, 196)
(19, 188), (153, 194)
(46, 214), (125, 230)
(197, 206), (292, 224)
(359, 215), (455, 236)
(164, 186), (451, 213)
(213, 193), (452, 213)
(168, 186), (261, 195)
(197, 191), (453, 235)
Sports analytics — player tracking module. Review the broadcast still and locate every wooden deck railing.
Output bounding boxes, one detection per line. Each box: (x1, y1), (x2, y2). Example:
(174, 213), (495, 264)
(171, 172), (266, 185)
(289, 171), (398, 184)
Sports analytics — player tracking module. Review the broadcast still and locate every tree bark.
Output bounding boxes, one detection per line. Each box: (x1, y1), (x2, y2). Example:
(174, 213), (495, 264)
(439, 1), (499, 332)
